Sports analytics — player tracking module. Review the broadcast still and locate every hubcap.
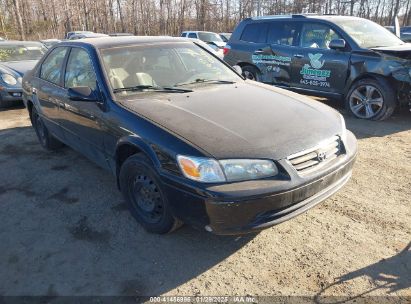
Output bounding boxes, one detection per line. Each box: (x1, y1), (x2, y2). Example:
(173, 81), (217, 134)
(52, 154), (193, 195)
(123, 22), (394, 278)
(243, 70), (255, 80)
(130, 175), (163, 224)
(349, 85), (384, 119)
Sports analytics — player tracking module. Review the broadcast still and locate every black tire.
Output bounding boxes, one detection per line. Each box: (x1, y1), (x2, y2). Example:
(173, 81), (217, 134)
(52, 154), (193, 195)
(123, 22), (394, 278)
(242, 65), (261, 82)
(31, 107), (64, 150)
(119, 154), (182, 234)
(345, 78), (396, 121)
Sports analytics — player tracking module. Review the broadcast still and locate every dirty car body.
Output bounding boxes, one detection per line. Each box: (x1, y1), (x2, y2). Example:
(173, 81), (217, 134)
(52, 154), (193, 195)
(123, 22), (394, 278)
(22, 37), (357, 235)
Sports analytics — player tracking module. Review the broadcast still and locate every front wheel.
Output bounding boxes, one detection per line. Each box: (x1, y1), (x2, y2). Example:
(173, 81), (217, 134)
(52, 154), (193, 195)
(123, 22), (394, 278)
(345, 78), (396, 120)
(119, 154), (182, 234)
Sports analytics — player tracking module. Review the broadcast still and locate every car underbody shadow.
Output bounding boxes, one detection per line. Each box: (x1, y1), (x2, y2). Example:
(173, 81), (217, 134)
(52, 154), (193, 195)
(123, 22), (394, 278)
(0, 125), (256, 296)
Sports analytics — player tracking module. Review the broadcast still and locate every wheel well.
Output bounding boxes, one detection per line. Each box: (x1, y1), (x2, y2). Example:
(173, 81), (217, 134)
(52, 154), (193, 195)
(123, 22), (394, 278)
(237, 62), (260, 72)
(347, 73), (395, 94)
(116, 144), (141, 175)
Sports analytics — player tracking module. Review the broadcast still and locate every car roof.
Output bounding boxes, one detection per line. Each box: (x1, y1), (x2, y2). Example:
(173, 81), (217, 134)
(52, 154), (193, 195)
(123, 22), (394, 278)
(248, 14), (365, 22)
(182, 31), (216, 34)
(60, 36), (193, 49)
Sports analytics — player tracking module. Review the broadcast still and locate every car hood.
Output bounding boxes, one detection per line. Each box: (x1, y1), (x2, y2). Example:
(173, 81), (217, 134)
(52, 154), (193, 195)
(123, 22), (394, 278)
(0, 60), (37, 77)
(118, 81), (343, 160)
(372, 44), (411, 59)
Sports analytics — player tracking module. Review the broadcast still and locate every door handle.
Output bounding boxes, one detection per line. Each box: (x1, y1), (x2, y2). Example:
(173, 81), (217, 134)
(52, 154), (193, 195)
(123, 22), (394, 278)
(254, 49), (264, 54)
(293, 54), (304, 58)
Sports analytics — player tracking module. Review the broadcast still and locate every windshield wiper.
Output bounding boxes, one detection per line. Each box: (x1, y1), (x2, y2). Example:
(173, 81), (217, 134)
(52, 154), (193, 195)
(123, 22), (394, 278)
(113, 85), (192, 93)
(175, 79), (236, 87)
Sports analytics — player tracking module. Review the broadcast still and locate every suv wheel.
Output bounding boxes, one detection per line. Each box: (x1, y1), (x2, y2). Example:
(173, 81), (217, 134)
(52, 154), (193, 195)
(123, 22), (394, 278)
(119, 154), (182, 234)
(346, 78), (396, 120)
(242, 65), (261, 81)
(31, 107), (64, 150)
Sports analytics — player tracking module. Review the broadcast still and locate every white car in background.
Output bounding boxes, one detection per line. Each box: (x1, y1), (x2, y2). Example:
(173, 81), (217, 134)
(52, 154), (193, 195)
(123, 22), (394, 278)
(181, 31), (226, 57)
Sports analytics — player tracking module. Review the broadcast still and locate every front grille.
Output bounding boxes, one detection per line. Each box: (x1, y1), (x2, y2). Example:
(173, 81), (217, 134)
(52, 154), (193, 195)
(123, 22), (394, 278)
(288, 136), (343, 174)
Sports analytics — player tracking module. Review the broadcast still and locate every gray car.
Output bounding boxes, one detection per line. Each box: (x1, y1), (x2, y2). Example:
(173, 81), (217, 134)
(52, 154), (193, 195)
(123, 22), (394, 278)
(0, 41), (47, 108)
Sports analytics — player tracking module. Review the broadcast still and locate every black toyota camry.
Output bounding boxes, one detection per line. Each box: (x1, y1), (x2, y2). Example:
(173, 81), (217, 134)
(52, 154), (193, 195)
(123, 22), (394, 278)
(22, 37), (357, 235)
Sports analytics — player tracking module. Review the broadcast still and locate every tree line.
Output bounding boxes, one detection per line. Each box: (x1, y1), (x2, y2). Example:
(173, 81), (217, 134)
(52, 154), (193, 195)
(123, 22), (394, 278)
(0, 0), (410, 40)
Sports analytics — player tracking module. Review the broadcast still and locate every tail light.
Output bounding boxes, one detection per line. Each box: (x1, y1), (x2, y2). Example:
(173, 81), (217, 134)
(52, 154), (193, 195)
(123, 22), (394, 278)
(223, 45), (231, 56)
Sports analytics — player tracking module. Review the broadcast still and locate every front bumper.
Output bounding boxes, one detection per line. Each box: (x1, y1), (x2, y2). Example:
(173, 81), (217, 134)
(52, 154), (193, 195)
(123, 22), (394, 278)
(161, 131), (357, 235)
(0, 87), (23, 102)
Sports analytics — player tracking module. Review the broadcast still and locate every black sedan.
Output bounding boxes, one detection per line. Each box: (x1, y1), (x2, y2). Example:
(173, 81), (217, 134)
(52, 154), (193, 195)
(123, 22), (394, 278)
(22, 37), (357, 235)
(0, 41), (47, 108)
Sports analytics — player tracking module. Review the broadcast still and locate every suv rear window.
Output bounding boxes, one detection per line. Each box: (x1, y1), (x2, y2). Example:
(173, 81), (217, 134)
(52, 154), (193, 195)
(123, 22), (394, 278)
(240, 23), (268, 43)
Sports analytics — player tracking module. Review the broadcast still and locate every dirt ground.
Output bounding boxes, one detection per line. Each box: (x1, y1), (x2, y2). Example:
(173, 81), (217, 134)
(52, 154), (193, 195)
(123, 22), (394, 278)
(0, 101), (410, 300)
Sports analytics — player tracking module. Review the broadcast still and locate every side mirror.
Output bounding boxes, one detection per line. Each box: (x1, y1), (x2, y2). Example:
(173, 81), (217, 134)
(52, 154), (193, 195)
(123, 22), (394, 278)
(68, 86), (97, 102)
(329, 39), (346, 50)
(233, 65), (242, 75)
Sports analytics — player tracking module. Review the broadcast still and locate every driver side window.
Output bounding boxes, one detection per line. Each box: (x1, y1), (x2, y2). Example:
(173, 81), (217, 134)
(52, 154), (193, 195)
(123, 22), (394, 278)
(300, 23), (341, 49)
(64, 48), (97, 90)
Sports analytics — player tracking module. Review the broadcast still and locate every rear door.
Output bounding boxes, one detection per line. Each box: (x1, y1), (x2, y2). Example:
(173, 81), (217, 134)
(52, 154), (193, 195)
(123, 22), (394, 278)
(290, 22), (350, 95)
(36, 46), (69, 140)
(265, 21), (301, 87)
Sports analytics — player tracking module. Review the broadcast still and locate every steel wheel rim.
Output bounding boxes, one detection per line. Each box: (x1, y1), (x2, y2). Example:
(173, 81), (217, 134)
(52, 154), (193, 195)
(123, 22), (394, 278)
(243, 70), (255, 80)
(349, 85), (384, 119)
(130, 174), (164, 224)
(34, 113), (47, 146)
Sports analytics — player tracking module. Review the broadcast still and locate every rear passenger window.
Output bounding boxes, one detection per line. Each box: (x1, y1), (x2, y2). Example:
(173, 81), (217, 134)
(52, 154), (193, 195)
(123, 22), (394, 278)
(188, 33), (197, 39)
(267, 22), (299, 46)
(181, 33), (187, 37)
(240, 23), (268, 43)
(40, 47), (68, 85)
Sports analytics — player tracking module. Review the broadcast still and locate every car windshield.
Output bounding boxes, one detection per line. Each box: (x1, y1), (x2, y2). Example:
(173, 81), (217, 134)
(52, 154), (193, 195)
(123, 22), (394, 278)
(0, 43), (47, 62)
(198, 32), (224, 43)
(100, 42), (239, 94)
(334, 19), (404, 48)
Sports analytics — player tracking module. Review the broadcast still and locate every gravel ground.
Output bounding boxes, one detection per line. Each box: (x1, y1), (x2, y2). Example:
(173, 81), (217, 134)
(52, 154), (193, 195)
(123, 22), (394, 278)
(0, 102), (410, 300)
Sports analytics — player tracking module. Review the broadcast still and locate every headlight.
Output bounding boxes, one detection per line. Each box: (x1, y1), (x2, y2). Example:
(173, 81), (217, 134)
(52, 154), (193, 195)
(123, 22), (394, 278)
(177, 155), (278, 183)
(1, 74), (17, 85)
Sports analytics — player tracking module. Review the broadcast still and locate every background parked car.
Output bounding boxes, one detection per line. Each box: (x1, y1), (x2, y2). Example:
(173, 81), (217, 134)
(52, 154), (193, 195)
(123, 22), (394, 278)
(65, 31), (94, 39)
(181, 31), (226, 55)
(0, 41), (47, 108)
(385, 26), (411, 42)
(219, 32), (232, 42)
(224, 14), (411, 120)
(69, 33), (109, 40)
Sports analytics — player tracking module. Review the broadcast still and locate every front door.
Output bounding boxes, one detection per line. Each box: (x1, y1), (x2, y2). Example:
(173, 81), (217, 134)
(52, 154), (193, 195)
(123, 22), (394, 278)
(59, 47), (109, 169)
(291, 22), (350, 95)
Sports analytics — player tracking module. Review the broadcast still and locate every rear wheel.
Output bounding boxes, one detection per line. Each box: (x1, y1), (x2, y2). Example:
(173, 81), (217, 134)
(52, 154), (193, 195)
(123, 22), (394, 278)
(31, 107), (63, 150)
(119, 154), (182, 234)
(345, 78), (396, 120)
(242, 65), (261, 82)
